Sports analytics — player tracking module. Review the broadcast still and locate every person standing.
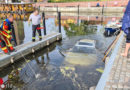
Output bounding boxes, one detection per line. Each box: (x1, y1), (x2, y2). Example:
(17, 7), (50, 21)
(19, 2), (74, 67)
(121, 1), (130, 57)
(28, 9), (43, 42)
(0, 15), (15, 54)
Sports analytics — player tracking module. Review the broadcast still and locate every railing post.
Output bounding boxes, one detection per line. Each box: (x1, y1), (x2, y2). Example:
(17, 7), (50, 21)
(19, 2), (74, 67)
(58, 12), (61, 33)
(42, 12), (46, 35)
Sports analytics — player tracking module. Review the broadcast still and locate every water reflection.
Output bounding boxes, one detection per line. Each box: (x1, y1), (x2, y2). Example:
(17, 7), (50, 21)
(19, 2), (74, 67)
(0, 14), (122, 90)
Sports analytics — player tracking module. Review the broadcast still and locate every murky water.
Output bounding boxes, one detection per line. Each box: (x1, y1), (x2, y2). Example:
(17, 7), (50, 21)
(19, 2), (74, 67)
(0, 13), (121, 90)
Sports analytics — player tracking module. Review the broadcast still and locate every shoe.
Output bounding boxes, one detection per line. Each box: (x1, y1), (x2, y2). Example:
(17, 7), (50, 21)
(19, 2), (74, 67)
(32, 39), (35, 42)
(5, 52), (10, 55)
(9, 49), (17, 52)
(39, 38), (42, 41)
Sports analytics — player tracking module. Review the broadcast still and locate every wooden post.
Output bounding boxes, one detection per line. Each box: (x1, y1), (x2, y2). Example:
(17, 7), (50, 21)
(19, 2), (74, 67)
(58, 12), (61, 33)
(13, 21), (25, 45)
(42, 12), (46, 35)
(11, 23), (17, 46)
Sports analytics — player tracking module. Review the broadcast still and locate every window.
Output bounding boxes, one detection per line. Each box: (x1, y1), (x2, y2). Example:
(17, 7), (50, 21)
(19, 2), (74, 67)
(72, 46), (96, 54)
(78, 42), (93, 46)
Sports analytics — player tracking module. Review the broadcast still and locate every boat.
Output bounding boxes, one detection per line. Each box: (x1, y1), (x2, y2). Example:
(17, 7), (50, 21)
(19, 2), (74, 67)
(104, 20), (122, 37)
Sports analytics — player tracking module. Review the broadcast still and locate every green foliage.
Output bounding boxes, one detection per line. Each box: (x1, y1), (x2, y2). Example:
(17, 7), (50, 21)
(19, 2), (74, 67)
(64, 22), (97, 37)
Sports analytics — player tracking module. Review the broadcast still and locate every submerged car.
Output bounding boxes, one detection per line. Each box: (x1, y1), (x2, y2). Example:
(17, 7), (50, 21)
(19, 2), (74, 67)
(65, 39), (97, 66)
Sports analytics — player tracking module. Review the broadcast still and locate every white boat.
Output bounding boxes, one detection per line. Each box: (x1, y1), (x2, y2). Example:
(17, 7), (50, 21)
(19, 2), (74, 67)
(104, 20), (122, 37)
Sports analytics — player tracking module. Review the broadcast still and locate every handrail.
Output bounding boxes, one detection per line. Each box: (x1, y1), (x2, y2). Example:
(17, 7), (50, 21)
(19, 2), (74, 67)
(96, 31), (124, 90)
(102, 32), (122, 62)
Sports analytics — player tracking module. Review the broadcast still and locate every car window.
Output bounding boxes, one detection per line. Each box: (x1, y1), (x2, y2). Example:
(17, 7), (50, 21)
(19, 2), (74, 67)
(72, 46), (96, 54)
(78, 42), (93, 46)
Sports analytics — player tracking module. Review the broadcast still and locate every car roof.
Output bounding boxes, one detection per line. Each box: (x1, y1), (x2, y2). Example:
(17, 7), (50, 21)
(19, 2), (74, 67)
(79, 39), (95, 44)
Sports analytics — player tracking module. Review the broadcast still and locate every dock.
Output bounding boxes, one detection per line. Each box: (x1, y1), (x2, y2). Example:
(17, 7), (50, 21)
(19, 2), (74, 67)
(0, 33), (62, 69)
(96, 32), (130, 90)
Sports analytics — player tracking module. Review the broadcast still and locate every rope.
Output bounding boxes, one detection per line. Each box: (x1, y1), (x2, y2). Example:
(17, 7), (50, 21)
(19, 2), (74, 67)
(19, 51), (38, 78)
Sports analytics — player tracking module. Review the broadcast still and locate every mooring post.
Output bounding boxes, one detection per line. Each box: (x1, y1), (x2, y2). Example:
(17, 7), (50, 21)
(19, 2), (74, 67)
(77, 5), (80, 26)
(57, 6), (58, 13)
(101, 5), (104, 25)
(58, 12), (61, 33)
(42, 12), (46, 35)
(102, 5), (104, 15)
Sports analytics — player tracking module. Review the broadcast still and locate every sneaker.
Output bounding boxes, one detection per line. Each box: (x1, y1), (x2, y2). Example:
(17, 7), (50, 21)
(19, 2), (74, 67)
(39, 38), (42, 41)
(32, 39), (35, 42)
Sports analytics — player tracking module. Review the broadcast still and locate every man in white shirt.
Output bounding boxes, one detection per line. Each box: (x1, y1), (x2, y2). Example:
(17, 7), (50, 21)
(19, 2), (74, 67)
(28, 9), (43, 42)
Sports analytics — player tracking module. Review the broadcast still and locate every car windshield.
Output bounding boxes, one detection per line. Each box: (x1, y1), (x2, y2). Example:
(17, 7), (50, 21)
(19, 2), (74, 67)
(71, 46), (96, 54)
(78, 42), (93, 46)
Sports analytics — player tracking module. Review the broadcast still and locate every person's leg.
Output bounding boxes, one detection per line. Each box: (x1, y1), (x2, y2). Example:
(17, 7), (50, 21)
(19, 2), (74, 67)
(3, 36), (14, 51)
(121, 31), (130, 57)
(0, 39), (9, 54)
(37, 24), (42, 41)
(32, 25), (37, 42)
(121, 43), (130, 57)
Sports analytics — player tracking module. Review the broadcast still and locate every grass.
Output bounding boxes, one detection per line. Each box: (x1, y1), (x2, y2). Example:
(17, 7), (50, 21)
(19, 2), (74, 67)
(48, 0), (113, 3)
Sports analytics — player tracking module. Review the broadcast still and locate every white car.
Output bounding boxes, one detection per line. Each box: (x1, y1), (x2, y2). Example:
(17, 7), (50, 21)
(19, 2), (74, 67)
(65, 39), (97, 66)
(75, 39), (96, 48)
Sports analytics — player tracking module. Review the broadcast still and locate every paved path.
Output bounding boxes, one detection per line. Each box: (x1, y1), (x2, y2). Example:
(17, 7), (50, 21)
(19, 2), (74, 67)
(104, 38), (130, 89)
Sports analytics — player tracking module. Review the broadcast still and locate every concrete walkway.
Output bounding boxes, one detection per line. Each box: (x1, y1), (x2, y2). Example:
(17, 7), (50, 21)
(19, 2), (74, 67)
(104, 38), (130, 89)
(0, 33), (62, 69)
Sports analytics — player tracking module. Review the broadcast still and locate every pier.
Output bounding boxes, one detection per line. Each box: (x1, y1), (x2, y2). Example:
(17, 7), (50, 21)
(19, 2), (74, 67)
(0, 33), (62, 69)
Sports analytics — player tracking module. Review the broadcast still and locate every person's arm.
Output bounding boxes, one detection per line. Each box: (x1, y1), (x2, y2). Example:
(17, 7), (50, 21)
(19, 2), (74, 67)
(28, 19), (31, 24)
(28, 14), (32, 25)
(1, 22), (12, 39)
(3, 21), (9, 30)
(40, 16), (43, 24)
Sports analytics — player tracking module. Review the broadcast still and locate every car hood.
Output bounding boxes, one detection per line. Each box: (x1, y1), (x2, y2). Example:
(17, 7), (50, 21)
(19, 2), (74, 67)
(65, 52), (97, 66)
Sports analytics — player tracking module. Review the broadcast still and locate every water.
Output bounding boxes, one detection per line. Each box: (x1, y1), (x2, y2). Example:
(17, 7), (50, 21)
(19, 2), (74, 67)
(0, 13), (121, 90)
